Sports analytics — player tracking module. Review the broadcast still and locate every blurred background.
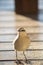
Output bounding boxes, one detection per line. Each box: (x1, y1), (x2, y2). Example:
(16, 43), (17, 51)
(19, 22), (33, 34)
(0, 0), (14, 10)
(15, 0), (43, 21)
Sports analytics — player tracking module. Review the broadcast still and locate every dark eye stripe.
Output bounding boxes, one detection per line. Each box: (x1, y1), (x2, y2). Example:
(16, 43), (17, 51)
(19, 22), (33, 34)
(18, 30), (25, 32)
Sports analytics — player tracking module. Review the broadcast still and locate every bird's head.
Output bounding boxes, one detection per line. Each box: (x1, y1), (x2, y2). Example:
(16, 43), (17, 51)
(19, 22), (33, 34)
(18, 27), (25, 32)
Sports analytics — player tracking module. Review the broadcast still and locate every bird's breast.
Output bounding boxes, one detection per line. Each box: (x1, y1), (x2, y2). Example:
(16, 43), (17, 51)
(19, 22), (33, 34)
(15, 36), (30, 51)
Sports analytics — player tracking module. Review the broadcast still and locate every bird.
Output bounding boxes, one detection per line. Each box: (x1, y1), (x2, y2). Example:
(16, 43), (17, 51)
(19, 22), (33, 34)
(13, 27), (31, 64)
(14, 27), (30, 51)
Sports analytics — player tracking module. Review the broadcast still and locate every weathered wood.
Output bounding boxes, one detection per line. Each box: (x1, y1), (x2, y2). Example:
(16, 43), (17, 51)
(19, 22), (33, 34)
(0, 42), (43, 50)
(0, 61), (17, 65)
(0, 27), (43, 34)
(0, 11), (14, 15)
(0, 51), (43, 60)
(0, 34), (43, 42)
(0, 16), (14, 21)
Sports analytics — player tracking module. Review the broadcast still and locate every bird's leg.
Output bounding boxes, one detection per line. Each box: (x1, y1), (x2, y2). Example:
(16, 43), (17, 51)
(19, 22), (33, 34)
(23, 51), (32, 64)
(16, 51), (24, 65)
(16, 51), (19, 65)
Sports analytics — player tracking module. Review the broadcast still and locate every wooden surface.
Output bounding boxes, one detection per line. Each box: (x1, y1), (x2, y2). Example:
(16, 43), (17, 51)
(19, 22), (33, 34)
(0, 11), (43, 65)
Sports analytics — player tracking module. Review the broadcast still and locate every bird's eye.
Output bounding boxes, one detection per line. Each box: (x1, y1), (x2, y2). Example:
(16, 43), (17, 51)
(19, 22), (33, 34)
(18, 29), (25, 32)
(18, 27), (25, 32)
(21, 30), (25, 31)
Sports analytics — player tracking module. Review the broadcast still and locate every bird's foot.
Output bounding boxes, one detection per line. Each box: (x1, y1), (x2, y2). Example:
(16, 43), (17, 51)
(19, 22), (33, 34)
(16, 60), (24, 65)
(25, 60), (31, 64)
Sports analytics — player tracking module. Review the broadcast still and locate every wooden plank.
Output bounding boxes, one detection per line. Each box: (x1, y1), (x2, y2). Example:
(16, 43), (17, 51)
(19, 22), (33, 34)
(0, 11), (14, 16)
(0, 19), (16, 27)
(0, 35), (16, 42)
(29, 34), (43, 41)
(31, 61), (43, 65)
(0, 16), (14, 21)
(0, 61), (43, 65)
(16, 20), (43, 27)
(0, 51), (16, 60)
(28, 42), (43, 49)
(0, 27), (43, 34)
(0, 27), (43, 35)
(0, 34), (43, 42)
(0, 61), (17, 65)
(0, 27), (17, 34)
(16, 26), (43, 34)
(0, 26), (43, 34)
(0, 51), (43, 60)
(15, 51), (43, 59)
(24, 51), (43, 59)
(0, 43), (13, 50)
(0, 15), (14, 17)
(0, 42), (43, 50)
